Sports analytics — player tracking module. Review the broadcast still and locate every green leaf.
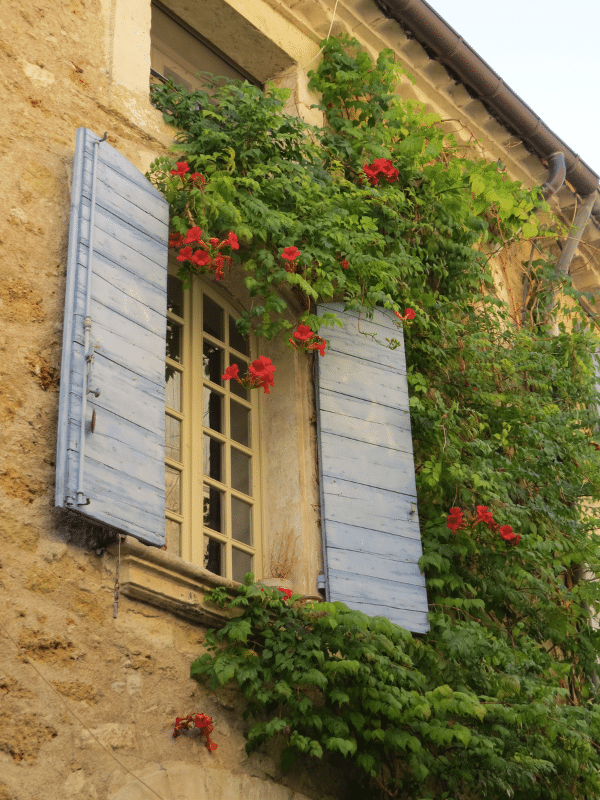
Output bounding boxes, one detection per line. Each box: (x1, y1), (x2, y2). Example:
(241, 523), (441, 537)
(522, 220), (538, 239)
(213, 654), (238, 685)
(225, 619), (252, 643)
(329, 688), (350, 706)
(301, 669), (328, 690)
(325, 737), (357, 757)
(470, 175), (486, 197)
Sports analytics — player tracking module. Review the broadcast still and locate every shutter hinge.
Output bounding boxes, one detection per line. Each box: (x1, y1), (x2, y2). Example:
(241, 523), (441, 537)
(65, 494), (90, 507)
(86, 346), (101, 398)
(87, 370), (101, 399)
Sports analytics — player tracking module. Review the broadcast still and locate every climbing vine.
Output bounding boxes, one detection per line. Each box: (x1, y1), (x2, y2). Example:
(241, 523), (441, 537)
(149, 35), (600, 800)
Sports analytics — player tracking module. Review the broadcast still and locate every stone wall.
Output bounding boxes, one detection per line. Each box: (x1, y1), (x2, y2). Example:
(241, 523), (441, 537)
(0, 524), (345, 799)
(0, 0), (317, 795)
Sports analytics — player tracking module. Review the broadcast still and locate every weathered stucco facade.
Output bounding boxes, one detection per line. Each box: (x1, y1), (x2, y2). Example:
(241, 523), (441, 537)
(1, 0), (599, 798)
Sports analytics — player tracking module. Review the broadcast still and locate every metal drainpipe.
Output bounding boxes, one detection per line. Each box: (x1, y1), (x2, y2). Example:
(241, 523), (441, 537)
(541, 152), (566, 200)
(521, 154), (596, 328)
(555, 190), (597, 277)
(521, 153), (566, 325)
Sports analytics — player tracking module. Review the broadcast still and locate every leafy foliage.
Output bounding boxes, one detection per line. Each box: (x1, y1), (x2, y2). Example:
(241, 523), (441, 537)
(150, 34), (600, 800)
(196, 579), (600, 799)
(148, 36), (541, 340)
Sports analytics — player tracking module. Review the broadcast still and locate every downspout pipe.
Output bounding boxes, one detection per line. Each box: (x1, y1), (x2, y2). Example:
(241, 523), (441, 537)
(555, 191), (597, 277)
(520, 157), (595, 324)
(541, 153), (566, 201)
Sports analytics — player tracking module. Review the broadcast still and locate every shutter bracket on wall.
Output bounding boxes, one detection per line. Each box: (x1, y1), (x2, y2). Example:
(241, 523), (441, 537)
(75, 132), (107, 508)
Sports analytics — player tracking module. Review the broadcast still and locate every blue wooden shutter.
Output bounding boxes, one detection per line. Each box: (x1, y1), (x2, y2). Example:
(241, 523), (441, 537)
(316, 303), (429, 633)
(55, 128), (168, 547)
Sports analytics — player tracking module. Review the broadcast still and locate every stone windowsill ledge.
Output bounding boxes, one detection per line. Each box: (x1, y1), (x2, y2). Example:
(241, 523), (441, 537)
(107, 538), (242, 627)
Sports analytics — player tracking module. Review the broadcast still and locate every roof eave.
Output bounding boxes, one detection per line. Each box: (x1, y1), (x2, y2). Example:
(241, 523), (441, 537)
(375, 0), (599, 203)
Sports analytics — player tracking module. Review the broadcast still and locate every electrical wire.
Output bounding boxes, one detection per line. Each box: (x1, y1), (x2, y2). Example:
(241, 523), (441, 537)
(0, 617), (167, 800)
(262, 0), (341, 85)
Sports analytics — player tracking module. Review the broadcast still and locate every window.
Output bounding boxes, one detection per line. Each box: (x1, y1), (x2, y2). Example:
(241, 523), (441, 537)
(165, 269), (261, 582)
(150, 2), (258, 91)
(56, 128), (428, 630)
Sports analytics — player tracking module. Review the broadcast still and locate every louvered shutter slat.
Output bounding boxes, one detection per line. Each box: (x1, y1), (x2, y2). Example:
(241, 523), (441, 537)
(316, 303), (429, 633)
(56, 128), (168, 547)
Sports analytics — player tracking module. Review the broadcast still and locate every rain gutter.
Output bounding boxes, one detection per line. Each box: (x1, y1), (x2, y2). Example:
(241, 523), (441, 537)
(374, 0), (600, 220)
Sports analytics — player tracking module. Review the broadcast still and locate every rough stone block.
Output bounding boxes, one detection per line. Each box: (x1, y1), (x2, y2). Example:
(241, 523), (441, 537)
(80, 723), (137, 752)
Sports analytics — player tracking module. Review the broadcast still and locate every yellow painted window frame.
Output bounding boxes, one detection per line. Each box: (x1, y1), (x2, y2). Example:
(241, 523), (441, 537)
(165, 265), (262, 581)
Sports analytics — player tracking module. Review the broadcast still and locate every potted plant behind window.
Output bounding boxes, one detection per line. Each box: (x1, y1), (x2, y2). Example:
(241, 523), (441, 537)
(258, 531), (297, 593)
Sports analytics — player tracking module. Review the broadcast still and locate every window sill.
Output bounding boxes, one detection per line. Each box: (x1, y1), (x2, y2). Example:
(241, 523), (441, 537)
(110, 538), (242, 627)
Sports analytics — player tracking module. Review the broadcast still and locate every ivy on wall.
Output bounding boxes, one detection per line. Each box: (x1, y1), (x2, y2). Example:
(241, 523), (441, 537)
(149, 35), (600, 800)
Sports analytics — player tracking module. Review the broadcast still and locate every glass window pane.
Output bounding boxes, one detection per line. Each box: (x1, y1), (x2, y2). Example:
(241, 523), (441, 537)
(229, 315), (249, 355)
(229, 357), (249, 400)
(166, 320), (182, 362)
(231, 496), (252, 545)
(165, 466), (181, 514)
(203, 483), (223, 532)
(230, 400), (250, 447)
(203, 294), (224, 340)
(203, 342), (223, 384)
(167, 274), (183, 317)
(202, 385), (223, 432)
(231, 448), (251, 496)
(203, 434), (223, 481)
(232, 548), (253, 583)
(204, 536), (223, 576)
(165, 415), (181, 461)
(165, 366), (181, 411)
(165, 518), (181, 557)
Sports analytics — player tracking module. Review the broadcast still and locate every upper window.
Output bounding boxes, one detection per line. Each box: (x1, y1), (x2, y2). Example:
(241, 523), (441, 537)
(150, 2), (258, 91)
(165, 269), (261, 582)
(152, 3), (261, 581)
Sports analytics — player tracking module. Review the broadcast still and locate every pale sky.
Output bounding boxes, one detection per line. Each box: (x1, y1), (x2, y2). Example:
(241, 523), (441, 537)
(427, 0), (600, 176)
